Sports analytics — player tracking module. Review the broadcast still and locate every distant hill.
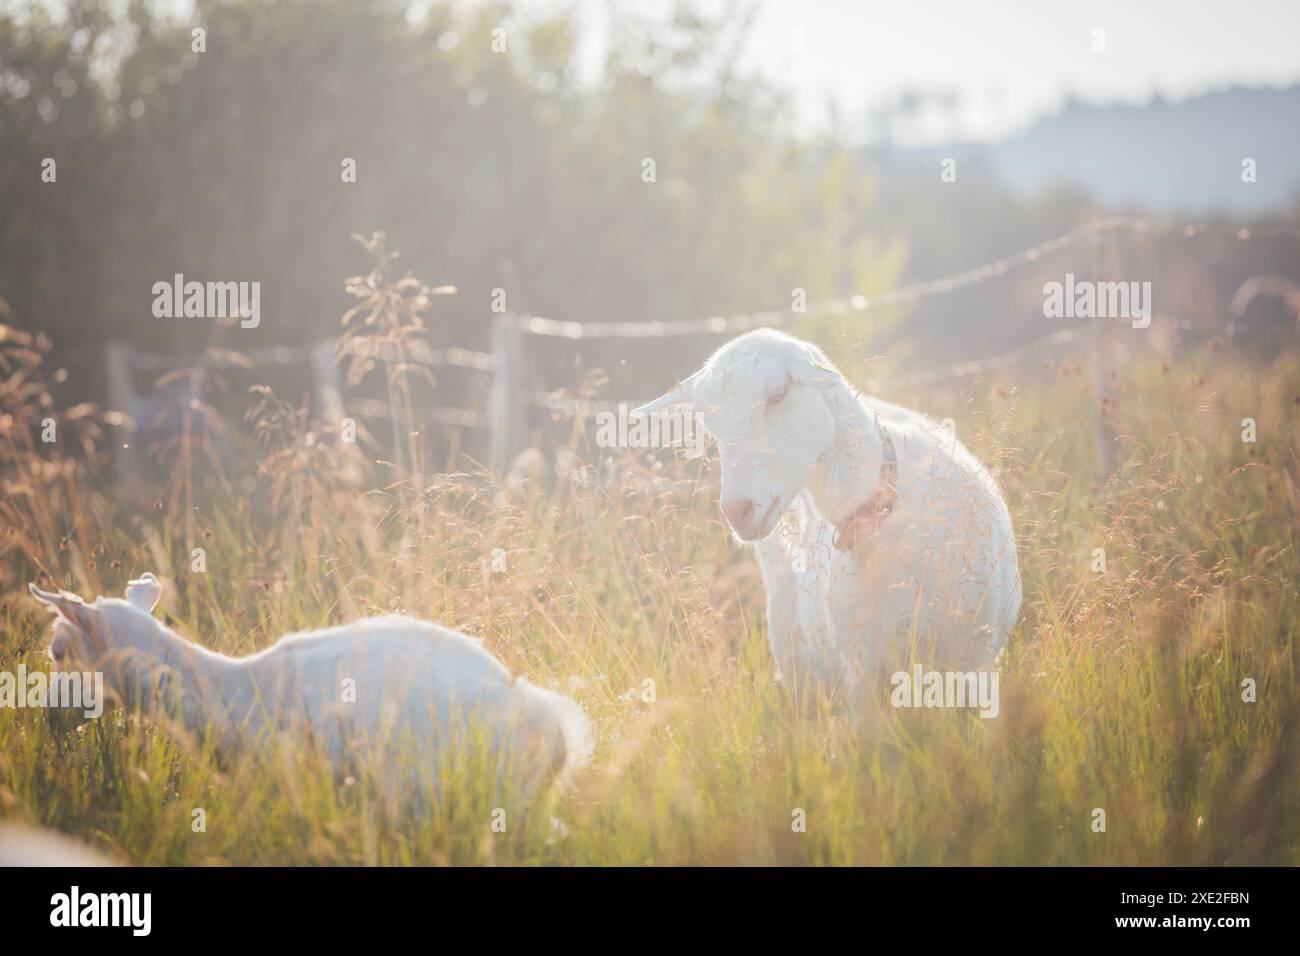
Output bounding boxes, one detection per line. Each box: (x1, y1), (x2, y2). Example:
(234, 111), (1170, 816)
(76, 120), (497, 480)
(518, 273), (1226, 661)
(898, 86), (1300, 217)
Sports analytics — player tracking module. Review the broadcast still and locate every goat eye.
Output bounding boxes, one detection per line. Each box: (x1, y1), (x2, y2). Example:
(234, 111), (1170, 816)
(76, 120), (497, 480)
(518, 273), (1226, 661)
(766, 387), (787, 408)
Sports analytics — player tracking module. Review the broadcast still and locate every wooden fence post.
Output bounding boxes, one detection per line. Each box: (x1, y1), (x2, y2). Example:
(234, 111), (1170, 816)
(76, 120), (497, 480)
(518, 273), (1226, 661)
(104, 340), (139, 481)
(309, 338), (345, 426)
(1092, 225), (1116, 483)
(488, 314), (531, 472)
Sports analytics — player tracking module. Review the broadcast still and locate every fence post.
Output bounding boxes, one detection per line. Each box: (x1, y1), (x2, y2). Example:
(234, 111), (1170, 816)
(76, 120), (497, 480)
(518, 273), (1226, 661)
(309, 338), (345, 426)
(104, 340), (139, 481)
(1091, 225), (1116, 483)
(488, 314), (531, 472)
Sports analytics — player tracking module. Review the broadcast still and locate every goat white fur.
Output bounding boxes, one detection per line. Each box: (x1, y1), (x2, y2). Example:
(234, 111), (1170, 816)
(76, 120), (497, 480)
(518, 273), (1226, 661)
(635, 329), (1022, 706)
(28, 575), (592, 798)
(0, 824), (118, 867)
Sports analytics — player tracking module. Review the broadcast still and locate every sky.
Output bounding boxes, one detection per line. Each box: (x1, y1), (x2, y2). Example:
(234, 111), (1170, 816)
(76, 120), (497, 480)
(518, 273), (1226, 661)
(53, 0), (1300, 145)
(534, 0), (1300, 144)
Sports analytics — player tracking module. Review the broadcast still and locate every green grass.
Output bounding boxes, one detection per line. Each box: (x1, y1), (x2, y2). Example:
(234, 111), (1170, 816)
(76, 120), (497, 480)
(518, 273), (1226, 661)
(1, 325), (1297, 865)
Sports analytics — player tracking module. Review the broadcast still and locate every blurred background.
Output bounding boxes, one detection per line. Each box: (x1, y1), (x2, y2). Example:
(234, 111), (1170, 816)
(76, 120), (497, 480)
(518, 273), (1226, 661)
(2, 0), (1298, 473)
(3, 1), (1300, 869)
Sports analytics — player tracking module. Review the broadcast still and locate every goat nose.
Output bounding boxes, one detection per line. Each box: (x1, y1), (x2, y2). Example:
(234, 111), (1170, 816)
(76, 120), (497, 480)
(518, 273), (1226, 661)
(721, 496), (756, 531)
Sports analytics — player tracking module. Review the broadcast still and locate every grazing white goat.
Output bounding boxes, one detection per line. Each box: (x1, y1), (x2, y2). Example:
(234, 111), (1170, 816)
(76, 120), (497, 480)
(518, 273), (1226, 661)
(634, 329), (1021, 708)
(28, 574), (591, 800)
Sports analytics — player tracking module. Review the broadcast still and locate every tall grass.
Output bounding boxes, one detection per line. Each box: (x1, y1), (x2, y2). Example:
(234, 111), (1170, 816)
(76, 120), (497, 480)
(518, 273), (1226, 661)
(0, 277), (1296, 865)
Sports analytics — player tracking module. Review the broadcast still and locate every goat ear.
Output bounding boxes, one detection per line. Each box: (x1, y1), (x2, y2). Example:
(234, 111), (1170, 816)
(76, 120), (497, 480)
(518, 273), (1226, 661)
(125, 573), (162, 613)
(792, 359), (842, 391)
(29, 583), (62, 608)
(28, 583), (96, 630)
(631, 368), (703, 418)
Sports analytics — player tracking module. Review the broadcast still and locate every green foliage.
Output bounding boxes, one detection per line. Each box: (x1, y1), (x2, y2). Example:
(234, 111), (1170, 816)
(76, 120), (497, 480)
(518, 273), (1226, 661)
(2, 0), (1296, 867)
(0, 0), (899, 359)
(1, 318), (1297, 864)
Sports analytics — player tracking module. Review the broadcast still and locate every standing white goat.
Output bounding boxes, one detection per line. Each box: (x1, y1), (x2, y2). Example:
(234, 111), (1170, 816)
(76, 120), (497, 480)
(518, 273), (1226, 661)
(28, 574), (591, 800)
(634, 329), (1021, 708)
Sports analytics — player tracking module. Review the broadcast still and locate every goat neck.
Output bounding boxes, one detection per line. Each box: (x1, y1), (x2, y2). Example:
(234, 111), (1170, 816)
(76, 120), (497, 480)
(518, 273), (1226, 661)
(804, 380), (892, 534)
(98, 614), (244, 750)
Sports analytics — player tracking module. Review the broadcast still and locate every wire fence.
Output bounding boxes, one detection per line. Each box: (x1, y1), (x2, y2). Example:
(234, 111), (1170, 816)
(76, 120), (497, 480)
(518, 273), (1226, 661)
(506, 218), (1122, 343)
(95, 215), (1300, 475)
(499, 218), (1296, 429)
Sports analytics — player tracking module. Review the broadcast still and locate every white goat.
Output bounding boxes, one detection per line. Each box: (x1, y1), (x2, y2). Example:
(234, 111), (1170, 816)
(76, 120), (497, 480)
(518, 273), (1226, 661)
(634, 329), (1022, 708)
(0, 824), (118, 866)
(28, 574), (592, 800)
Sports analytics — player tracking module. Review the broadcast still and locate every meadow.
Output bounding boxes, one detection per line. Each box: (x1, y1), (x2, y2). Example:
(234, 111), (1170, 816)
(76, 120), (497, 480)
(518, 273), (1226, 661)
(0, 300), (1297, 866)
